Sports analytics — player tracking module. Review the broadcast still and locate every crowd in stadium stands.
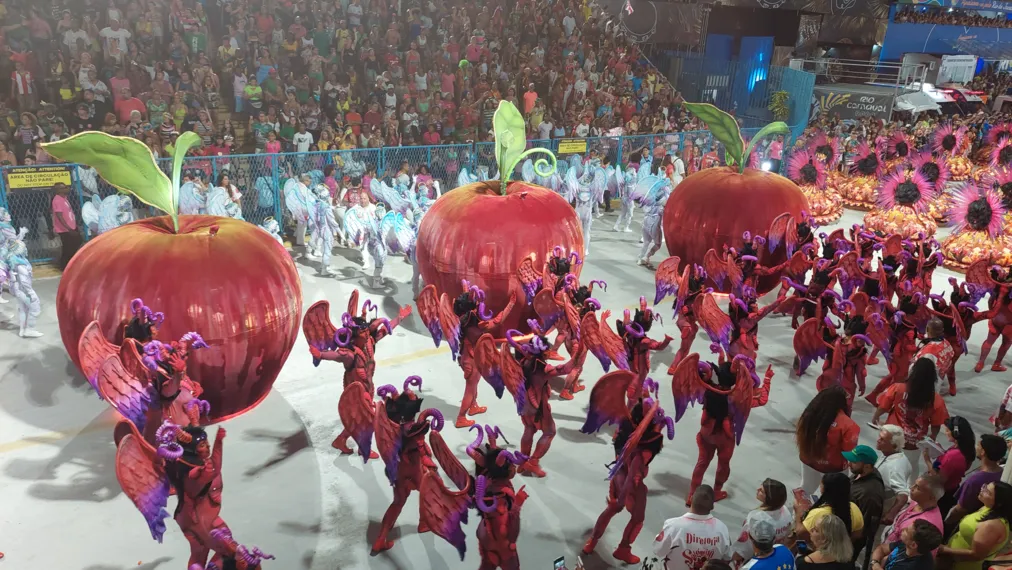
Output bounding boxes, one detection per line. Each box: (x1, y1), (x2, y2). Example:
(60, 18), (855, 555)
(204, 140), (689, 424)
(893, 5), (1012, 28)
(0, 0), (702, 167)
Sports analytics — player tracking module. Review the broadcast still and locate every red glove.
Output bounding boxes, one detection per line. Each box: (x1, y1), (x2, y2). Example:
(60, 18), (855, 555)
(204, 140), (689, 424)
(398, 305), (413, 320)
(310, 346), (322, 359)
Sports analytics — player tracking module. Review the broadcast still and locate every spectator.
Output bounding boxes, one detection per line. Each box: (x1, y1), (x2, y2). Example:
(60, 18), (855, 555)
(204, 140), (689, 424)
(871, 358), (948, 486)
(883, 474), (945, 545)
(944, 434), (1007, 532)
(653, 485), (732, 570)
(114, 88), (146, 125)
(925, 416), (976, 518)
(51, 182), (80, 269)
(938, 482), (1012, 570)
(877, 425), (913, 524)
(795, 472), (865, 542)
(732, 479), (794, 565)
(740, 519), (795, 570)
(796, 514), (853, 570)
(846, 445), (885, 561)
(870, 519), (942, 570)
(796, 386), (860, 495)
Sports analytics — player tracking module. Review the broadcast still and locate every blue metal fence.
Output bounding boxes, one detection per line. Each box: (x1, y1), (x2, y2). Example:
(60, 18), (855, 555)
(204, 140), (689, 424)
(1, 125), (805, 263)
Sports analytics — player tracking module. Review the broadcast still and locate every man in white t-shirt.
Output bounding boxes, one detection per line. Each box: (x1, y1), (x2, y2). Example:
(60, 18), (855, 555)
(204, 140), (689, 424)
(671, 153), (686, 186)
(877, 424), (912, 520)
(99, 20), (131, 54)
(652, 486), (731, 570)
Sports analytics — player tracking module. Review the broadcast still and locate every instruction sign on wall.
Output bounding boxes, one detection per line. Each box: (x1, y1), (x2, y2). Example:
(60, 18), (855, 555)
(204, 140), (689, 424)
(4, 165), (73, 191)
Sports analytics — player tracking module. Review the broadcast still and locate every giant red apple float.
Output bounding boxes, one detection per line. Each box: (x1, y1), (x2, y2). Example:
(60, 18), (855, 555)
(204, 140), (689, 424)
(415, 101), (584, 335)
(662, 104), (809, 294)
(44, 132), (302, 422)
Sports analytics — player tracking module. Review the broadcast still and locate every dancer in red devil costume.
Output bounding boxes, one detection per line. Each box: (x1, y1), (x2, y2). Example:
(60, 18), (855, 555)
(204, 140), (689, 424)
(421, 424), (531, 569)
(965, 261), (1012, 373)
(583, 298), (672, 397)
(579, 373), (675, 565)
(340, 375), (466, 554)
(302, 290), (413, 455)
(865, 288), (924, 406)
(654, 258), (711, 369)
(928, 275), (998, 392)
(113, 419), (273, 569)
(417, 281), (518, 428)
(726, 287), (789, 360)
(531, 276), (607, 399)
(516, 246), (583, 302)
(670, 350), (773, 504)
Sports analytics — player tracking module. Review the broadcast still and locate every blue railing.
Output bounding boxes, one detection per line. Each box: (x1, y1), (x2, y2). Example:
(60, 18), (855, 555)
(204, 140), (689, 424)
(0, 125), (803, 263)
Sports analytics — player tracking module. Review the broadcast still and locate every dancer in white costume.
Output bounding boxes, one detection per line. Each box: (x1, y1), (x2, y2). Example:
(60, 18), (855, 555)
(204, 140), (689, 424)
(5, 240), (42, 338)
(612, 162), (636, 233)
(311, 184), (342, 276)
(564, 160), (606, 256)
(632, 175), (672, 267)
(0, 207), (26, 304)
(283, 173), (315, 255)
(344, 192), (386, 288)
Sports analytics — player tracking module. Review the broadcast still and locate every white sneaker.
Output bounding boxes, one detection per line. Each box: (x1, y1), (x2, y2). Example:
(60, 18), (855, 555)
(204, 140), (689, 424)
(637, 258), (648, 266)
(639, 237), (644, 243)
(0, 296), (8, 304)
(624, 228), (633, 233)
(613, 225), (620, 232)
(20, 329), (44, 338)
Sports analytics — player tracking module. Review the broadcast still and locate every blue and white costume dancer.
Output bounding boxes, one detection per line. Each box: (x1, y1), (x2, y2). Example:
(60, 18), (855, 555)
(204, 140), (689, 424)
(5, 240), (42, 338)
(259, 217), (285, 246)
(0, 207), (27, 305)
(178, 179), (207, 215)
(563, 157), (607, 256)
(344, 200), (386, 288)
(283, 173), (315, 255)
(611, 163), (635, 233)
(82, 194), (135, 236)
(206, 187), (244, 220)
(631, 175), (672, 267)
(311, 184), (341, 276)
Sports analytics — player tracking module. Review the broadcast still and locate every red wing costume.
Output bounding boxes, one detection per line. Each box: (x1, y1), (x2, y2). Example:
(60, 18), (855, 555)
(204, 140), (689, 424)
(303, 290), (412, 453)
(580, 379), (675, 566)
(78, 297), (165, 393)
(516, 246), (582, 303)
(727, 288), (788, 360)
(416, 280), (517, 428)
(928, 277), (992, 393)
(610, 298), (673, 395)
(361, 377), (466, 554)
(116, 420), (273, 569)
(533, 278), (607, 400)
(654, 257), (711, 369)
(865, 291), (924, 406)
(964, 261), (1012, 374)
(670, 352), (773, 503)
(421, 424), (530, 569)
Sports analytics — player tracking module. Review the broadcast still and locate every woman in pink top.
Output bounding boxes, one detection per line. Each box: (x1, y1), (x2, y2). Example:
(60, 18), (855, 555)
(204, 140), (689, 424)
(925, 416), (975, 518)
(51, 182), (80, 269)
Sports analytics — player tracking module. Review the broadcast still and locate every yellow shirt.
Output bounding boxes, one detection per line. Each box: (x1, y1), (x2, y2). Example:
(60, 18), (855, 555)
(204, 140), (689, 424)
(802, 503), (865, 534)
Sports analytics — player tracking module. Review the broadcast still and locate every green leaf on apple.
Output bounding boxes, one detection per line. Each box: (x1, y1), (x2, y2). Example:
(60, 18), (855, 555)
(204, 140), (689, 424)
(683, 102), (745, 170)
(743, 121), (790, 173)
(44, 132), (179, 230)
(171, 131), (203, 221)
(492, 100), (528, 194)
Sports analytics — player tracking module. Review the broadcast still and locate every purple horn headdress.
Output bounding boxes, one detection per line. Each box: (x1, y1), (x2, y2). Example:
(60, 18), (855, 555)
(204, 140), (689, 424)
(403, 375), (423, 392)
(466, 424), (484, 456)
(376, 384), (399, 399)
(654, 406), (675, 440)
(484, 424), (508, 446)
(155, 420), (186, 460)
(589, 279), (607, 292)
(570, 251), (583, 266)
(419, 409), (445, 431)
(131, 298), (165, 325)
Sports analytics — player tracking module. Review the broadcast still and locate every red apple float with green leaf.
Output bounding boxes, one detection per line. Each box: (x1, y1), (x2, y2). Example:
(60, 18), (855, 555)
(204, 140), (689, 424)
(44, 131), (302, 422)
(415, 101), (584, 335)
(661, 103), (809, 294)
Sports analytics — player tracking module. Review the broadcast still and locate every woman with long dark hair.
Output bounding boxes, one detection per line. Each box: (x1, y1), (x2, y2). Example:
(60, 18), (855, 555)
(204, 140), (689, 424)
(939, 481), (1012, 570)
(796, 386), (860, 494)
(871, 357), (949, 485)
(925, 416), (975, 518)
(794, 472), (865, 542)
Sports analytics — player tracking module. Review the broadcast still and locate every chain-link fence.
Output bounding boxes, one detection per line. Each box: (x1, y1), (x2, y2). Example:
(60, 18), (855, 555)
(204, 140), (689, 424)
(2, 124), (805, 263)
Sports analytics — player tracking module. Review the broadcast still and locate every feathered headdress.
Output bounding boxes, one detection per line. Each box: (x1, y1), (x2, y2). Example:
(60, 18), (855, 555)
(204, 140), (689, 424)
(991, 138), (1012, 170)
(911, 151), (950, 192)
(807, 131), (841, 166)
(887, 131), (913, 161)
(950, 183), (1007, 238)
(987, 122), (1012, 146)
(851, 141), (882, 177)
(982, 168), (1012, 211)
(877, 167), (934, 213)
(932, 123), (965, 157)
(786, 149), (826, 189)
